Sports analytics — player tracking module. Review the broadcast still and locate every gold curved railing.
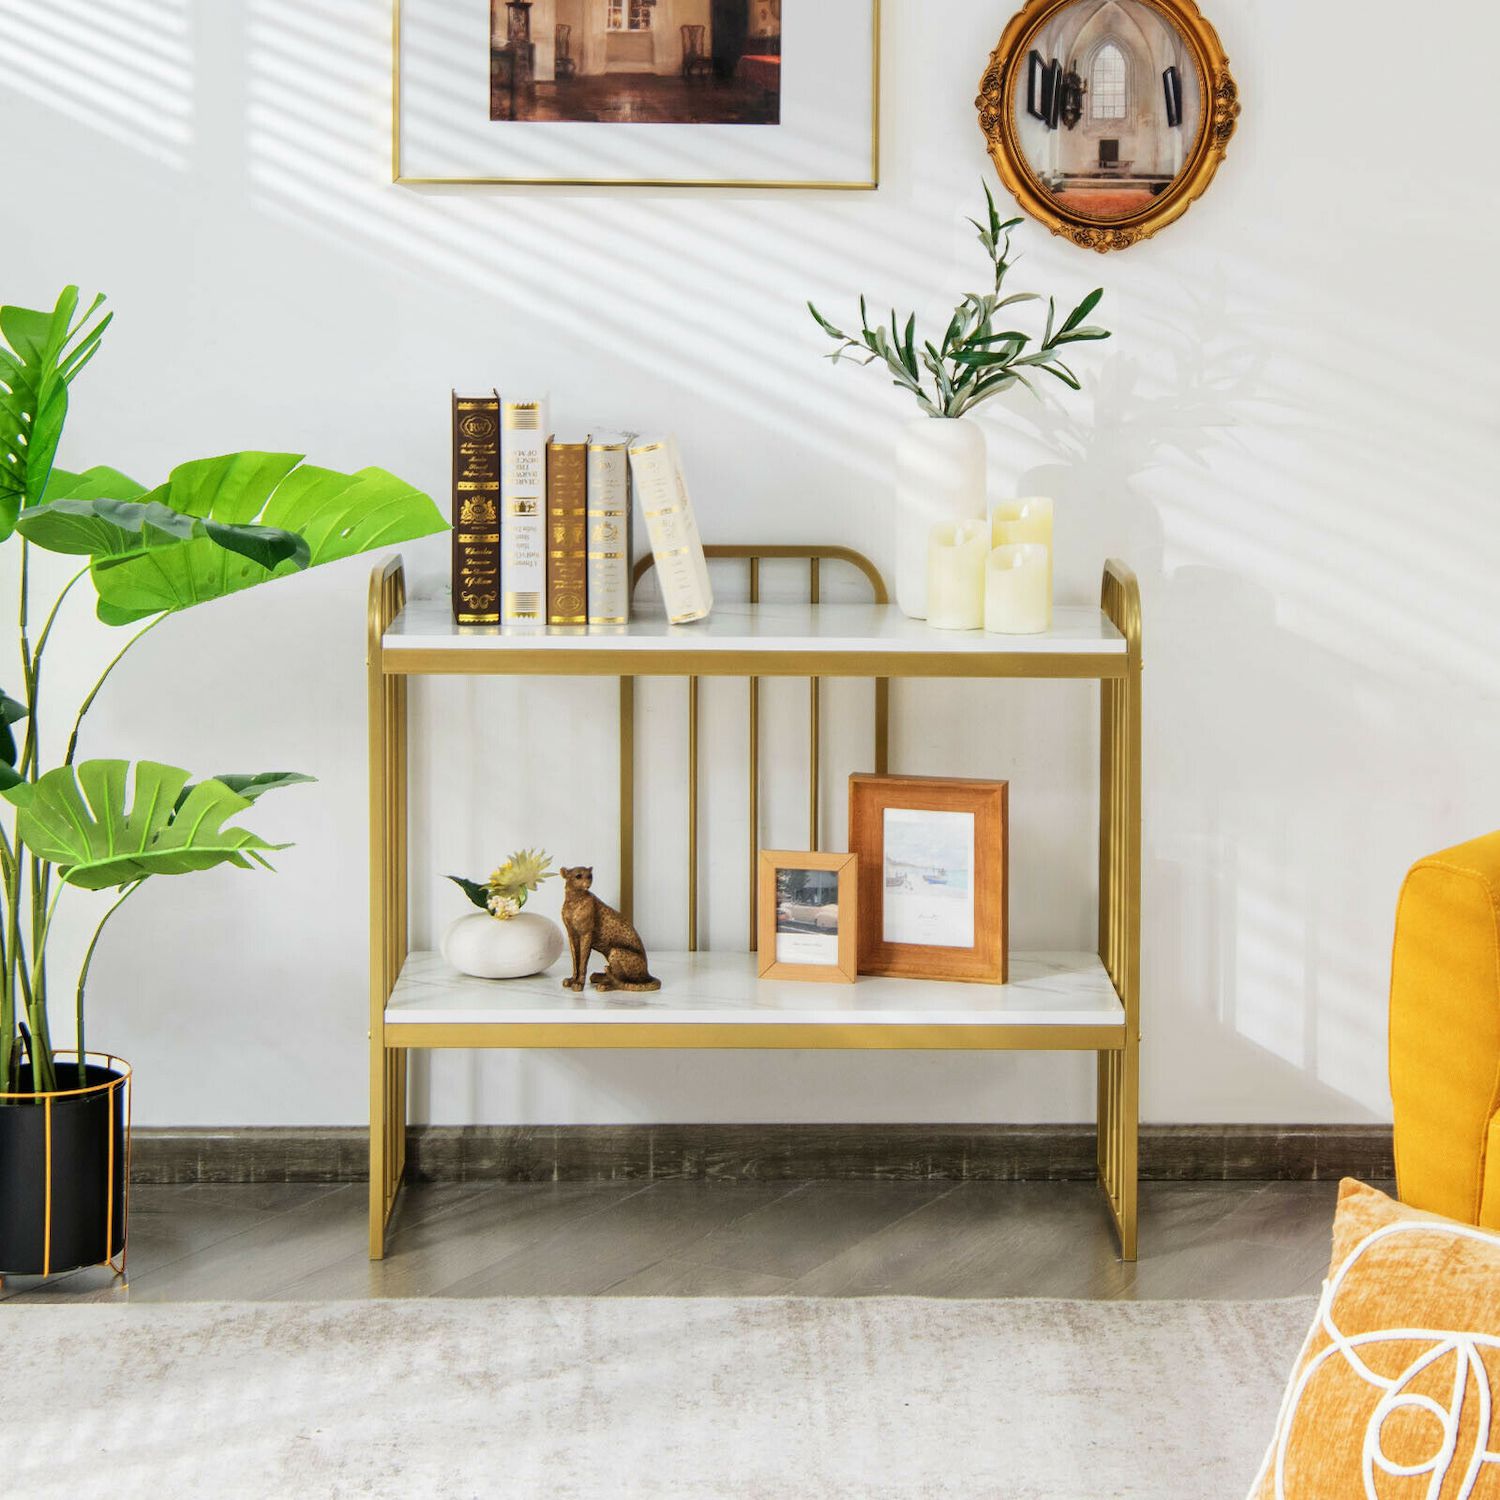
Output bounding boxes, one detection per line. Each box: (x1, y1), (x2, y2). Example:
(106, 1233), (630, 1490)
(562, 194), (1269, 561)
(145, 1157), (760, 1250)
(626, 545), (890, 950)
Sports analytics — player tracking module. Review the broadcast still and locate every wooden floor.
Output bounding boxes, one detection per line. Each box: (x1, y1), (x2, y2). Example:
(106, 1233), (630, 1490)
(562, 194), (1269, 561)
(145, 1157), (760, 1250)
(0, 1179), (1357, 1304)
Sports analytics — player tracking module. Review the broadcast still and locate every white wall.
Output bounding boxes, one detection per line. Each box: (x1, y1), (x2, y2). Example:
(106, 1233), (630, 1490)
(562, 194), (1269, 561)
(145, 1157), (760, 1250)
(3, 0), (1497, 1128)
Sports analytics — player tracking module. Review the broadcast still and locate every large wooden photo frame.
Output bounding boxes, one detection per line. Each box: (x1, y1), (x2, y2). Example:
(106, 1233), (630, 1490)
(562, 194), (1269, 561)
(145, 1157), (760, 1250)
(976, 0), (1239, 252)
(848, 774), (1008, 985)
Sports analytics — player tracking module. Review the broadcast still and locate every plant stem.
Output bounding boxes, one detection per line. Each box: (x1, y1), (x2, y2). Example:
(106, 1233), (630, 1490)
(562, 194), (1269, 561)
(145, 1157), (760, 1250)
(65, 614), (163, 765)
(74, 881), (140, 1087)
(24, 866), (63, 1093)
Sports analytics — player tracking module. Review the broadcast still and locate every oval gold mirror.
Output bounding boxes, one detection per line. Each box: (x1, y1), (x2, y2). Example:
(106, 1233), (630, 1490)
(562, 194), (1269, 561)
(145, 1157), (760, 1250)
(977, 0), (1239, 252)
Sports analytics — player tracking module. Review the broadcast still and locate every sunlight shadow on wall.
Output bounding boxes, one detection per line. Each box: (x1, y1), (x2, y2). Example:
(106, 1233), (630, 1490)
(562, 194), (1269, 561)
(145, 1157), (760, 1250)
(0, 0), (194, 167)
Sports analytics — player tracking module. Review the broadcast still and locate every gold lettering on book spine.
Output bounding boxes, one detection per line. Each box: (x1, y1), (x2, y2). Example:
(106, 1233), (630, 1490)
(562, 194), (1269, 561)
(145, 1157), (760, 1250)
(452, 392), (502, 623)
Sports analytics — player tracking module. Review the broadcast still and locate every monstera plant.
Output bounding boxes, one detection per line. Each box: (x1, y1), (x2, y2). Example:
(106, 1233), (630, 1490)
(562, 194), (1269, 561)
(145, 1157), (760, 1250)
(0, 287), (446, 1107)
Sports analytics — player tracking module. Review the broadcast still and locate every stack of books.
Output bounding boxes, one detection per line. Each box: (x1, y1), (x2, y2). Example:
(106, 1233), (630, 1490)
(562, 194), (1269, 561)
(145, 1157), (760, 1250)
(450, 393), (712, 629)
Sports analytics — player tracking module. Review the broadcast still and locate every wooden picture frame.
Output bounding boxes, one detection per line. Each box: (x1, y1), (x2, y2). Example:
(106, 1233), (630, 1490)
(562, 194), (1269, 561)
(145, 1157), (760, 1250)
(756, 851), (859, 984)
(976, 0), (1240, 253)
(848, 774), (1008, 984)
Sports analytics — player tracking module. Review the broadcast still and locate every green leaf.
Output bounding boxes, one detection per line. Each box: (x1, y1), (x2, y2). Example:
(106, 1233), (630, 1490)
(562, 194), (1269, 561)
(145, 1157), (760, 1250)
(17, 494), (310, 573)
(0, 288), (112, 539)
(446, 874), (492, 911)
(1060, 288), (1104, 335)
(2, 760), (289, 891)
(173, 770), (315, 812)
(953, 348), (1020, 368)
(1053, 326), (1111, 344)
(0, 762), (20, 792)
(807, 302), (845, 340)
(44, 465), (149, 503)
(87, 455), (445, 624)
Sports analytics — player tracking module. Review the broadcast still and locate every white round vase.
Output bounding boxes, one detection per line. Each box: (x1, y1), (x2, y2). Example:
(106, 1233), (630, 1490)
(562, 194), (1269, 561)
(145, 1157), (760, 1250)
(893, 416), (987, 619)
(441, 911), (565, 980)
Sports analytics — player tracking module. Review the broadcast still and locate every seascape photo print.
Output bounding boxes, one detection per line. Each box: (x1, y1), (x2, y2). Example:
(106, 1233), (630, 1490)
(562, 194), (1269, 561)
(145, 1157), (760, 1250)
(882, 809), (975, 950)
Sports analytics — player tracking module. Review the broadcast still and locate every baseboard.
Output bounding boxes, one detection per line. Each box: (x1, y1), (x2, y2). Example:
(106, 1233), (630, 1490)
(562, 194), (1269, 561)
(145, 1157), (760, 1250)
(128, 1123), (1394, 1186)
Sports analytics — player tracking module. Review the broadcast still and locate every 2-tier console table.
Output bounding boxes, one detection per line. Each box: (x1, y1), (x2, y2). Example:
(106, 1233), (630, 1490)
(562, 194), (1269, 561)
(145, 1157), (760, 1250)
(367, 547), (1142, 1260)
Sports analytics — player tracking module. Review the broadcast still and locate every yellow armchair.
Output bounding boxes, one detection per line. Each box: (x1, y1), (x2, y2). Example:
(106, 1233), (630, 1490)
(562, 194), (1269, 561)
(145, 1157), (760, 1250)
(1389, 831), (1500, 1228)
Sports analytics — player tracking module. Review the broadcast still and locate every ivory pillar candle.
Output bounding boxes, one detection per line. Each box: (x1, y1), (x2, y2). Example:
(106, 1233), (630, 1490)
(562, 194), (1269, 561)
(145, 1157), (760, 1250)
(991, 497), (1054, 609)
(985, 543), (1051, 635)
(926, 519), (989, 630)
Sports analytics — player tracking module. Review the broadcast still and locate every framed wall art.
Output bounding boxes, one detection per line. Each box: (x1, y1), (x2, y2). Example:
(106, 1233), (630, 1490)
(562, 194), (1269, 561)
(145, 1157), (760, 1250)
(393, 0), (880, 188)
(976, 0), (1239, 252)
(847, 774), (1009, 985)
(756, 851), (858, 983)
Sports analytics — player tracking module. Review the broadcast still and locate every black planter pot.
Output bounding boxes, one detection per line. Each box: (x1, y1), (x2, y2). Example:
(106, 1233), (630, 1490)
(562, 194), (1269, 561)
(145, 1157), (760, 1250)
(0, 1056), (129, 1276)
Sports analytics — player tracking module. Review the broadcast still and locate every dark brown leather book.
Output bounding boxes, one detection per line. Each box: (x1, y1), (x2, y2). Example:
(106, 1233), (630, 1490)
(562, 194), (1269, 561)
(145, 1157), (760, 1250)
(451, 391), (501, 625)
(546, 439), (588, 626)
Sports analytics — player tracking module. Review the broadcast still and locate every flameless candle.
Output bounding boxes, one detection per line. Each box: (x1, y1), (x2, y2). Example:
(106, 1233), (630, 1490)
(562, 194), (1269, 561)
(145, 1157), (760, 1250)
(991, 497), (1054, 609)
(985, 543), (1051, 635)
(926, 519), (989, 630)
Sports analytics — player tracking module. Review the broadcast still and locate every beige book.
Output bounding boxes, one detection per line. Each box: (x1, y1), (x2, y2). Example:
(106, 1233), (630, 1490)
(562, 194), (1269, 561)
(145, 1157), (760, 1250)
(626, 436), (713, 626)
(501, 398), (547, 622)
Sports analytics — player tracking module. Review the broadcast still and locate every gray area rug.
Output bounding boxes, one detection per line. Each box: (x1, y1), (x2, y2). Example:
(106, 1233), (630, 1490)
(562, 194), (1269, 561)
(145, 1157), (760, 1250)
(10, 1296), (1313, 1499)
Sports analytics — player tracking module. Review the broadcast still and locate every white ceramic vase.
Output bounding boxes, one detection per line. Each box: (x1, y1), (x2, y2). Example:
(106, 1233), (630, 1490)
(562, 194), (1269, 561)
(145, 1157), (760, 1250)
(441, 911), (565, 980)
(893, 416), (987, 619)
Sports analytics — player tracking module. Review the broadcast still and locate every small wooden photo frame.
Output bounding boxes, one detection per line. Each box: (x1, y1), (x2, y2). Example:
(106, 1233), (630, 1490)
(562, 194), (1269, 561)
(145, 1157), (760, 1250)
(848, 774), (1009, 984)
(757, 851), (859, 984)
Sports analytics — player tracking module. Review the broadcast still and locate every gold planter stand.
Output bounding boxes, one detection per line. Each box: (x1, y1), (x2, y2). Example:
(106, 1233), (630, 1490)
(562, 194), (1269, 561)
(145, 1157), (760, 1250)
(0, 1050), (132, 1283)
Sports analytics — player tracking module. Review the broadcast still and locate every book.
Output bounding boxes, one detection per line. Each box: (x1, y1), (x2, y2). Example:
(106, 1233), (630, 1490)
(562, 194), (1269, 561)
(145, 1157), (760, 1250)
(586, 431), (632, 625)
(546, 438), (588, 626)
(627, 436), (713, 625)
(451, 391), (501, 625)
(501, 398), (547, 623)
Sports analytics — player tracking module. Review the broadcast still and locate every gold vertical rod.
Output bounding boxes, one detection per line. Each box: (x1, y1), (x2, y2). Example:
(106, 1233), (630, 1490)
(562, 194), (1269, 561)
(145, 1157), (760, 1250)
(874, 678), (890, 776)
(809, 557), (820, 851)
(1096, 561), (1142, 1261)
(688, 674), (700, 951)
(43, 1095), (52, 1276)
(620, 677), (635, 925)
(105, 1078), (115, 1265)
(748, 557), (760, 950)
(121, 1067), (132, 1279)
(368, 558), (404, 1260)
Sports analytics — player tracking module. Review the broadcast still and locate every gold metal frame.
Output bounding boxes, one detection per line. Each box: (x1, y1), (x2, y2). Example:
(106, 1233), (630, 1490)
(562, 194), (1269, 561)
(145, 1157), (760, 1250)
(976, 0), (1239, 253)
(367, 550), (1142, 1261)
(391, 0), (881, 189)
(0, 1051), (132, 1283)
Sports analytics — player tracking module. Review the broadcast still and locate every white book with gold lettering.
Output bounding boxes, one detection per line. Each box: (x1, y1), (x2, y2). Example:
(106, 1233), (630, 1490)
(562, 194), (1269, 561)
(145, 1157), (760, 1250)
(627, 436), (713, 625)
(501, 397), (547, 623)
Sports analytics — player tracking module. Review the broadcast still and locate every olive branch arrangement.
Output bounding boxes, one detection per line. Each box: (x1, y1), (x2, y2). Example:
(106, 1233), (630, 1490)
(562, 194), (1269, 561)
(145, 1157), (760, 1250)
(808, 184), (1111, 418)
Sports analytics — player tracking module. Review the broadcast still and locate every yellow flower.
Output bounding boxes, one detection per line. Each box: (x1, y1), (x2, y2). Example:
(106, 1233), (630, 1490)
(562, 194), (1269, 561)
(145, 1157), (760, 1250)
(500, 848), (553, 894)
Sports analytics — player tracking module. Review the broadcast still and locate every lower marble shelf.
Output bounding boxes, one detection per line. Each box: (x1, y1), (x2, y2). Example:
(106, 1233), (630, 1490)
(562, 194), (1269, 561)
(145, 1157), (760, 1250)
(384, 950), (1125, 1049)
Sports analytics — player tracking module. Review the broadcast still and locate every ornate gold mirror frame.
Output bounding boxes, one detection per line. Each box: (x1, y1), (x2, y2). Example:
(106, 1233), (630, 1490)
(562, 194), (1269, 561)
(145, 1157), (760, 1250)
(976, 0), (1239, 253)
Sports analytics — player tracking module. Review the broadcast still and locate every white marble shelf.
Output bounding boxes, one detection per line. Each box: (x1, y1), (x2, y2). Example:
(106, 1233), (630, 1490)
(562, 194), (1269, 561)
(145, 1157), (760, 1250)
(383, 599), (1126, 659)
(385, 950), (1125, 1031)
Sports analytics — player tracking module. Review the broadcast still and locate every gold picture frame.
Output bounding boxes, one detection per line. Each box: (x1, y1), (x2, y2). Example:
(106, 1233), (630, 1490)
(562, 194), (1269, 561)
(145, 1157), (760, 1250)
(757, 850), (858, 984)
(975, 0), (1239, 253)
(392, 0), (881, 190)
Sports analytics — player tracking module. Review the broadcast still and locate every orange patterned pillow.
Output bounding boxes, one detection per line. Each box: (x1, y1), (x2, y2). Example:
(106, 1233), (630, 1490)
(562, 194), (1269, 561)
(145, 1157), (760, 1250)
(1247, 1179), (1500, 1499)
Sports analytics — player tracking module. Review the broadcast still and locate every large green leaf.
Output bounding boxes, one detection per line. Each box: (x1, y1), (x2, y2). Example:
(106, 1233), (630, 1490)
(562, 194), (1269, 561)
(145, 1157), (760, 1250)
(173, 770), (316, 811)
(84, 454), (446, 624)
(1, 759), (293, 891)
(44, 465), (150, 504)
(16, 495), (310, 572)
(0, 288), (112, 540)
